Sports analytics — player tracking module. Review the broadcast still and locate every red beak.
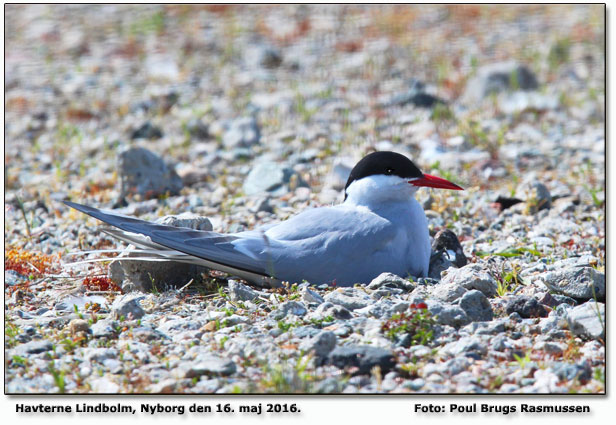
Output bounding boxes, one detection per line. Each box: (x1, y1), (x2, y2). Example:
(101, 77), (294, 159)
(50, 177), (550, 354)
(410, 173), (464, 190)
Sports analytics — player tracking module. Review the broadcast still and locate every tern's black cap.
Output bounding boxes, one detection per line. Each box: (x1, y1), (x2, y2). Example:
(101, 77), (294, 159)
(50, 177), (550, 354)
(344, 151), (424, 193)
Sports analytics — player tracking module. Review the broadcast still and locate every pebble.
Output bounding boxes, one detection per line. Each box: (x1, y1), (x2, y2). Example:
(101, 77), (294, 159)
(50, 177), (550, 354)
(130, 122), (163, 140)
(223, 116), (260, 148)
(174, 355), (237, 378)
(427, 300), (469, 328)
(228, 280), (259, 302)
(118, 147), (183, 198)
(242, 161), (305, 196)
(111, 294), (145, 320)
(566, 301), (605, 340)
(269, 301), (308, 320)
(436, 264), (498, 301)
(459, 290), (493, 322)
(13, 340), (53, 356)
(366, 272), (415, 291)
(324, 288), (373, 311)
(505, 295), (548, 318)
(299, 330), (337, 357)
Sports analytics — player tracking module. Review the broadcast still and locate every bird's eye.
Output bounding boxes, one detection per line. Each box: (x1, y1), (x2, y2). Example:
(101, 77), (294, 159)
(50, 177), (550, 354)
(385, 168), (394, 175)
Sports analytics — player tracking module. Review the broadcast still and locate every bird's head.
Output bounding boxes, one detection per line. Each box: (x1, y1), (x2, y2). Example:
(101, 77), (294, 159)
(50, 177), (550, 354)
(343, 151), (463, 205)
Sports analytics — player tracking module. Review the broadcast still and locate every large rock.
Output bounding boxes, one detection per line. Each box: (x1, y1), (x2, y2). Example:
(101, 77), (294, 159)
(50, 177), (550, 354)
(540, 266), (605, 302)
(118, 147), (183, 198)
(566, 301), (605, 340)
(109, 213), (213, 292)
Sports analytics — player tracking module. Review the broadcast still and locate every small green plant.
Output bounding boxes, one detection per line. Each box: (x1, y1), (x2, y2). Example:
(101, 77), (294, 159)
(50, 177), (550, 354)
(495, 263), (523, 297)
(277, 320), (295, 333)
(513, 351), (532, 369)
(308, 315), (334, 327)
(219, 335), (230, 349)
(381, 303), (435, 345)
(475, 246), (542, 259)
(12, 355), (28, 367)
(48, 361), (66, 393)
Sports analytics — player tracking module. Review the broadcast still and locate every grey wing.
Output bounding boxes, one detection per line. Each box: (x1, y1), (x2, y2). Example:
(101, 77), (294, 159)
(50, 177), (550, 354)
(64, 201), (277, 285)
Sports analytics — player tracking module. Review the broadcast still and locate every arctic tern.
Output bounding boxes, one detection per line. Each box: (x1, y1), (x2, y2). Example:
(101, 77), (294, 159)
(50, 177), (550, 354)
(65, 151), (463, 287)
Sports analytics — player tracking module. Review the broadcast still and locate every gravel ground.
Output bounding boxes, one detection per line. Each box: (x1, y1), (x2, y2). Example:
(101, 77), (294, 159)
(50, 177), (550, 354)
(4, 4), (605, 394)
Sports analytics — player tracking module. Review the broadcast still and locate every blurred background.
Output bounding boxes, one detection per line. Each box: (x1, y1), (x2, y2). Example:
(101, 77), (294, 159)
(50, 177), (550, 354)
(5, 4), (605, 238)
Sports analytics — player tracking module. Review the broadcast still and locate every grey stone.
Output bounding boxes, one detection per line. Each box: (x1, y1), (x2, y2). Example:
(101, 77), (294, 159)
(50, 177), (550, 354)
(130, 122), (163, 140)
(328, 345), (395, 375)
(443, 336), (487, 359)
(459, 290), (493, 322)
(301, 287), (324, 305)
(111, 294), (145, 320)
(324, 288), (372, 311)
(269, 301), (308, 320)
(427, 300), (469, 328)
(550, 361), (592, 382)
(541, 266), (605, 302)
(118, 147), (183, 198)
(314, 302), (352, 320)
(367, 272), (415, 291)
(242, 160), (306, 196)
(90, 319), (118, 338)
(505, 296), (547, 318)
(174, 355), (236, 378)
(443, 356), (471, 376)
(437, 263), (498, 299)
(299, 330), (337, 357)
(223, 116), (260, 148)
(14, 340), (53, 356)
(228, 280), (259, 302)
(566, 301), (605, 340)
(430, 281), (467, 302)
